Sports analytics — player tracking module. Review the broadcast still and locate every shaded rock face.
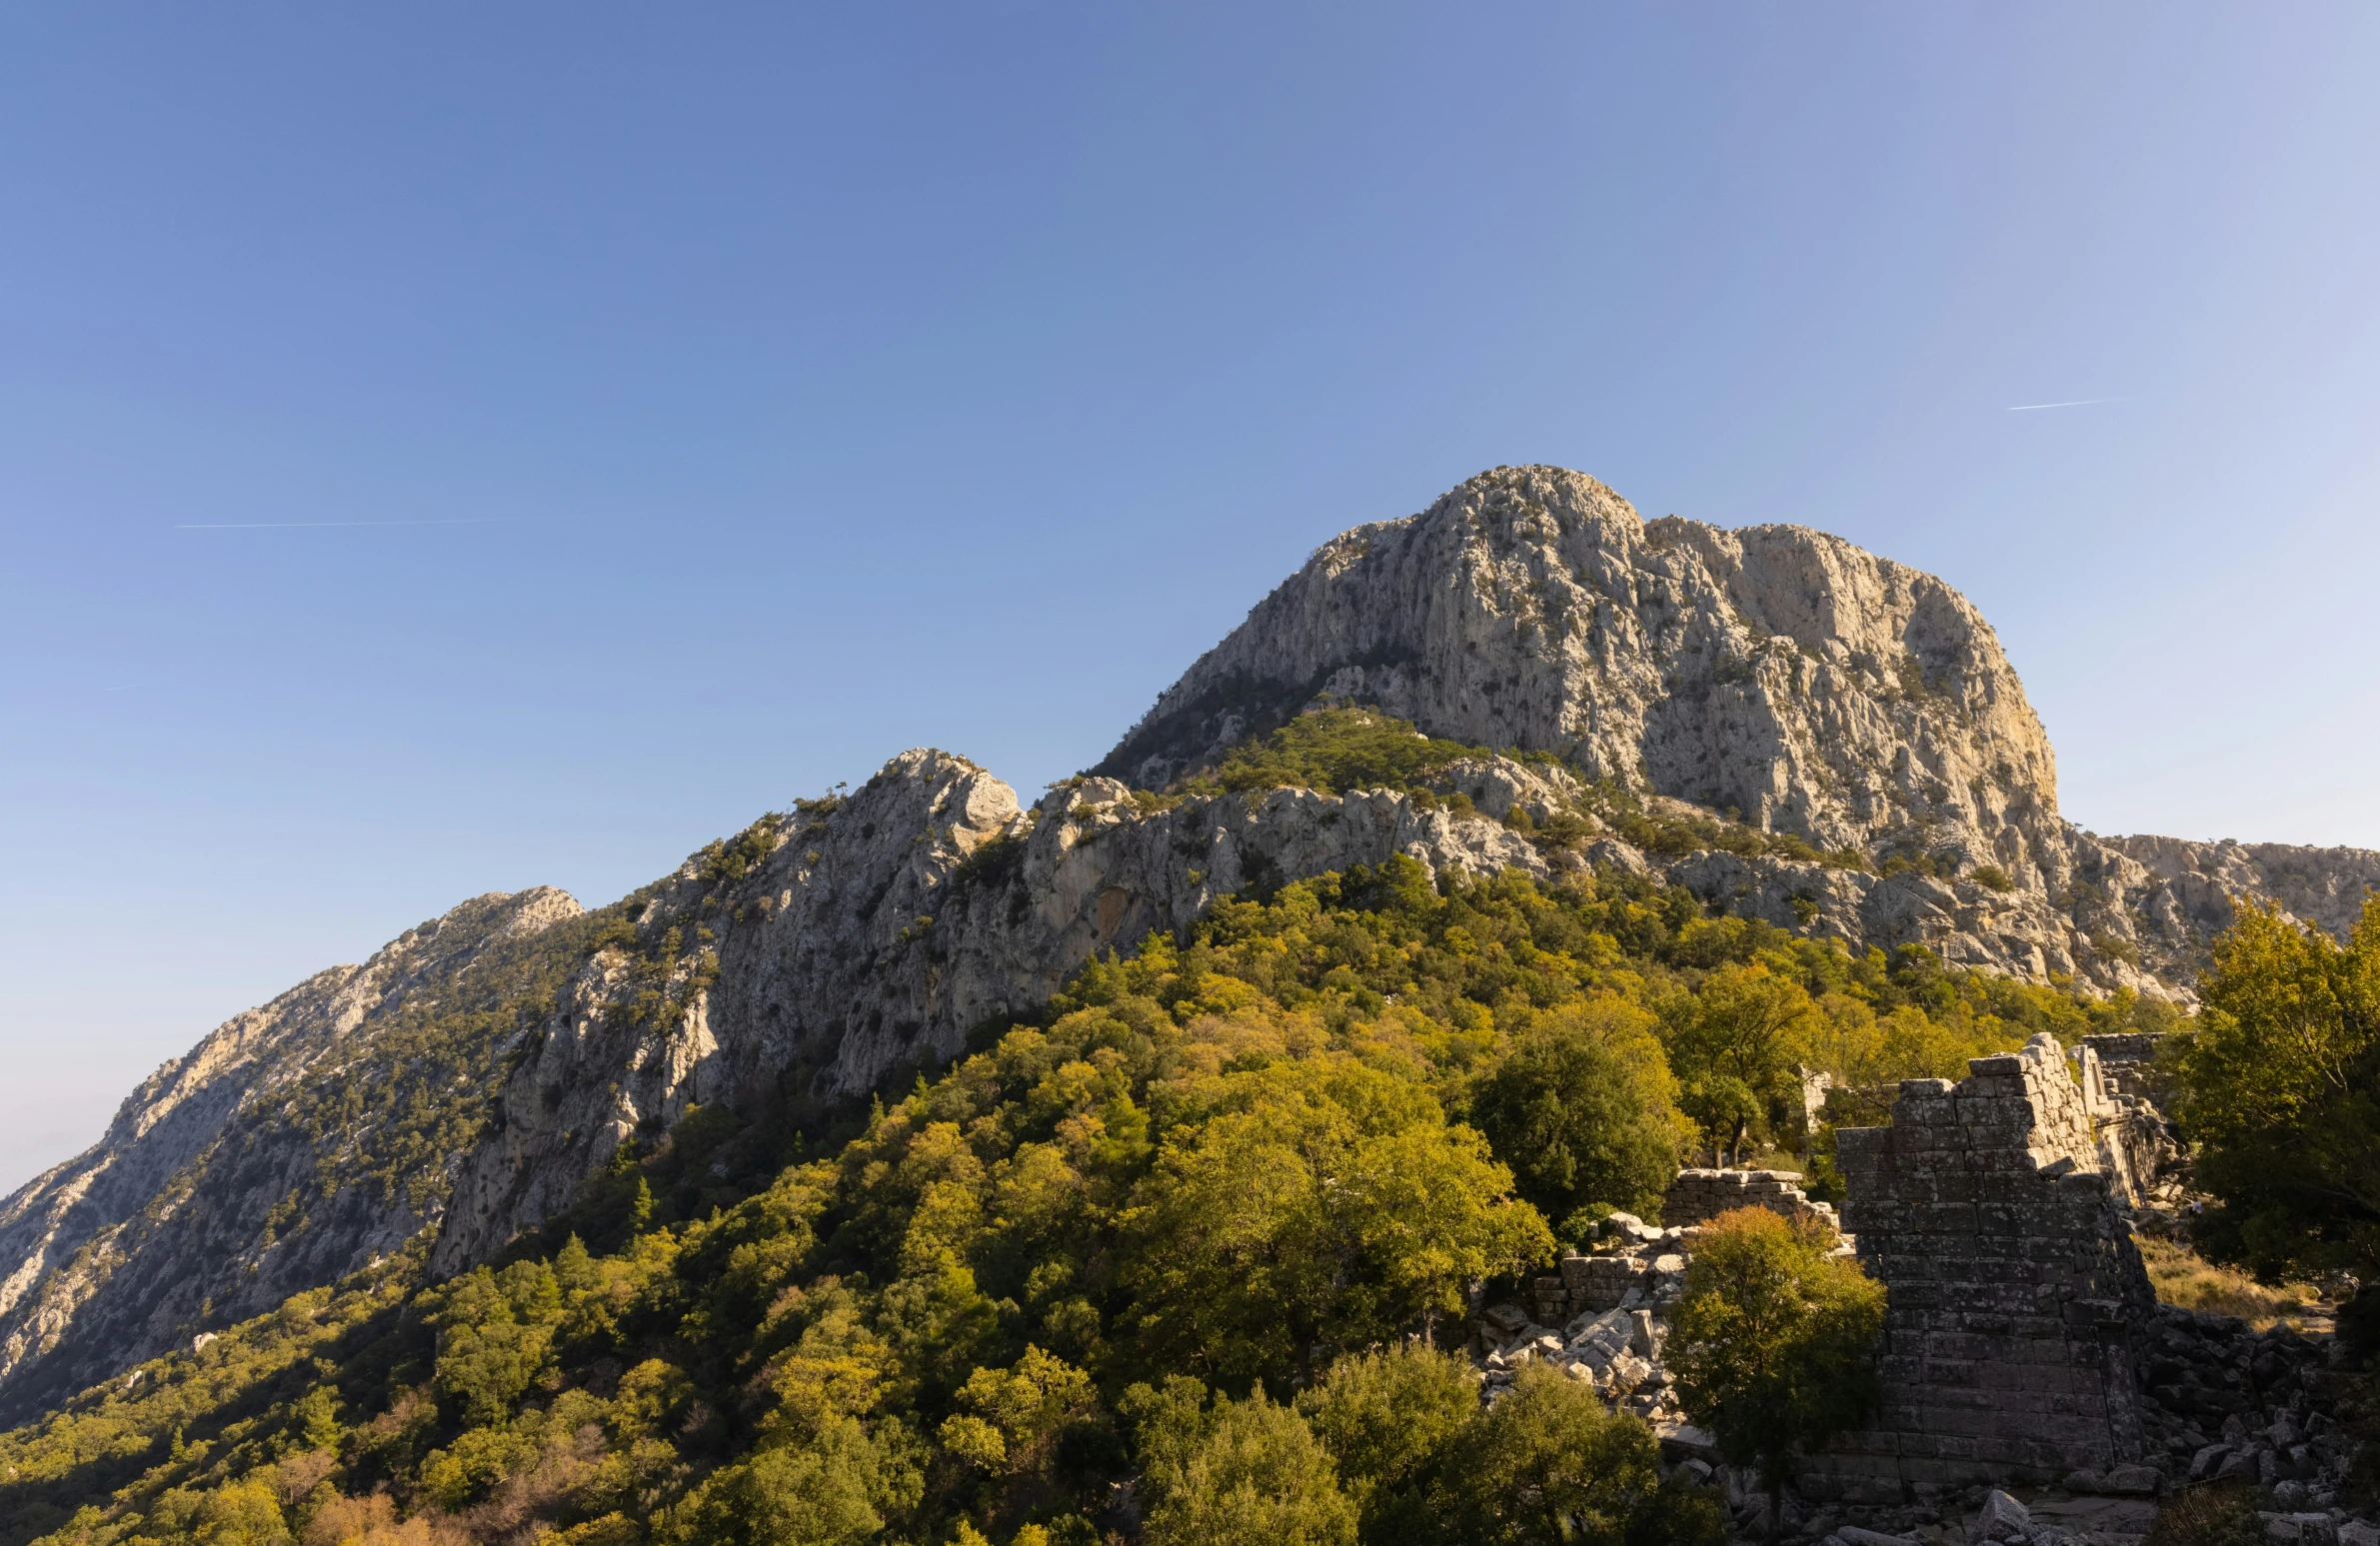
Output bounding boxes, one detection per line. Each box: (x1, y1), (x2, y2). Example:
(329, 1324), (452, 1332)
(0, 888), (583, 1426)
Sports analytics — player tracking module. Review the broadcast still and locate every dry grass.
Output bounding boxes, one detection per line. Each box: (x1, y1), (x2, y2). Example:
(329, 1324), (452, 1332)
(2136, 1235), (2324, 1329)
(2142, 1483), (2270, 1546)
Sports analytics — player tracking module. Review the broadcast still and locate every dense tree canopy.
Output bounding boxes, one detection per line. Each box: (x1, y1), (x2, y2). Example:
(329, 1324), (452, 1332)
(1470, 999), (1689, 1229)
(1171, 709), (1509, 799)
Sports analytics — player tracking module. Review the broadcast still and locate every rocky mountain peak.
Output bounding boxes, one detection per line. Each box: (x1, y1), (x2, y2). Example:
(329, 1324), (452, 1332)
(1102, 464), (2060, 886)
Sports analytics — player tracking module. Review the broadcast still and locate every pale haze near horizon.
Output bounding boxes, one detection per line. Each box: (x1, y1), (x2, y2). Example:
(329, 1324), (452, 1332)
(3, 5), (2377, 1193)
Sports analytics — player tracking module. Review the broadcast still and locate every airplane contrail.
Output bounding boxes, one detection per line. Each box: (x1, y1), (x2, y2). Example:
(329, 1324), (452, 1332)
(174, 518), (508, 530)
(2006, 398), (2122, 412)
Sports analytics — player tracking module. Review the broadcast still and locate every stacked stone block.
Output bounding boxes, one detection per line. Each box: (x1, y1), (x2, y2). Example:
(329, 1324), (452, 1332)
(1661, 1166), (1838, 1230)
(1562, 1250), (1656, 1316)
(2077, 1031), (2163, 1065)
(1813, 1033), (2157, 1495)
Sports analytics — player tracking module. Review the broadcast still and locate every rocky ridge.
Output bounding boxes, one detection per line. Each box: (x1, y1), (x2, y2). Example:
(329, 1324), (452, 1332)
(0, 888), (583, 1426)
(5, 463), (2378, 1426)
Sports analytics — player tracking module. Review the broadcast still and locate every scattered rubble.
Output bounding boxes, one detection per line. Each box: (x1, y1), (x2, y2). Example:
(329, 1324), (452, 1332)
(1476, 1211), (1690, 1427)
(2145, 1306), (2353, 1505)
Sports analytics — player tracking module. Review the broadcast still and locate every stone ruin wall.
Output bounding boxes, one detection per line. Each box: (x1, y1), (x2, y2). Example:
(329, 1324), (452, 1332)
(1473, 1029), (2372, 1531)
(1662, 1166), (1839, 1230)
(1811, 1034), (2160, 1496)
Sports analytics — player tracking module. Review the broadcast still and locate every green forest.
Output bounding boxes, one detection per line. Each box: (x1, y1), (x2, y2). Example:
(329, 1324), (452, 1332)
(0, 799), (2184, 1546)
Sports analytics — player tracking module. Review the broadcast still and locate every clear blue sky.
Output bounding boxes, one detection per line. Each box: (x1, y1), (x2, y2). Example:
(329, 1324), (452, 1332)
(5, 4), (2377, 1191)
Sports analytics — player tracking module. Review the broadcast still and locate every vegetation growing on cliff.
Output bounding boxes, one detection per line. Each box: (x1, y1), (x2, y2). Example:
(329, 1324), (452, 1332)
(1164, 709), (1516, 800)
(0, 856), (2157, 1546)
(1154, 708), (1969, 884)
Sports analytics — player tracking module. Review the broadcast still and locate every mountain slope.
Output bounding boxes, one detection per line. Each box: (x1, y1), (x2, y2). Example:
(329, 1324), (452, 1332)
(4, 463), (2375, 1431)
(1100, 465), (2059, 867)
(0, 889), (585, 1426)
(429, 750), (1557, 1273)
(0, 852), (2138, 1546)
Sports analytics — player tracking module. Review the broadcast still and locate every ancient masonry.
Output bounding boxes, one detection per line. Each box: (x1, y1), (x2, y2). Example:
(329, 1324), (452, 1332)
(1661, 1166), (1838, 1230)
(1814, 1033), (2160, 1494)
(1473, 1033), (2364, 1532)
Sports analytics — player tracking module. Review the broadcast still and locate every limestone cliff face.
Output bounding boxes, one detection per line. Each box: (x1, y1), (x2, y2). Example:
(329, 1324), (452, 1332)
(1102, 465), (2061, 875)
(2102, 834), (2380, 946)
(0, 888), (583, 1425)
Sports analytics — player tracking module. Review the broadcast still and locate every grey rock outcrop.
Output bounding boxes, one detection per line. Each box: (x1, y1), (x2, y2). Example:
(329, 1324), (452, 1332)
(2102, 834), (2380, 954)
(1103, 465), (2061, 869)
(0, 887), (583, 1425)
(1101, 466), (2380, 989)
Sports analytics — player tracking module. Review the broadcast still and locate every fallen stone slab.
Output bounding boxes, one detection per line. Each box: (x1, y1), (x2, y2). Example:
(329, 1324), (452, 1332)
(1654, 1421), (1717, 1459)
(2214, 1450), (2261, 1485)
(2258, 1514), (2340, 1546)
(2027, 1497), (2157, 1536)
(1481, 1302), (1531, 1334)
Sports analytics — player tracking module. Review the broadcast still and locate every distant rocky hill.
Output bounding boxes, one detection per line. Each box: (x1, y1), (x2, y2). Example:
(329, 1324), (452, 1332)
(3, 464), (2372, 1427)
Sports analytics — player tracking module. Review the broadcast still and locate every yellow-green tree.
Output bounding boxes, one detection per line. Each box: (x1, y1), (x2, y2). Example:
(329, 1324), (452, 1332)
(1130, 1381), (1356, 1546)
(1419, 1364), (1686, 1546)
(2178, 898), (2380, 1294)
(1295, 1344), (1477, 1546)
(1659, 965), (1821, 1163)
(1471, 998), (1692, 1231)
(659, 1415), (923, 1546)
(1667, 1208), (1884, 1540)
(1124, 1055), (1552, 1385)
(941, 1345), (1095, 1478)
(426, 1259), (563, 1428)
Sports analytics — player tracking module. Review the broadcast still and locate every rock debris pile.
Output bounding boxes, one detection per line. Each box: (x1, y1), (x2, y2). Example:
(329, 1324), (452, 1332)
(1475, 1212), (1694, 1428)
(2141, 1307), (2355, 1506)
